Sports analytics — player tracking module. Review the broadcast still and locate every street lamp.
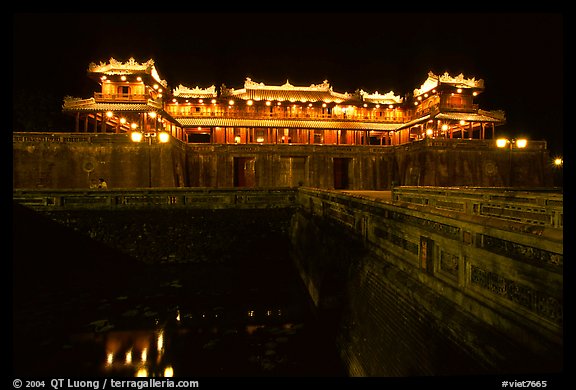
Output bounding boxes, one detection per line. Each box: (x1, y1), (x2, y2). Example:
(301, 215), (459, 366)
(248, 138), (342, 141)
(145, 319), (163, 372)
(130, 130), (170, 187)
(552, 156), (563, 187)
(553, 157), (563, 167)
(496, 137), (527, 186)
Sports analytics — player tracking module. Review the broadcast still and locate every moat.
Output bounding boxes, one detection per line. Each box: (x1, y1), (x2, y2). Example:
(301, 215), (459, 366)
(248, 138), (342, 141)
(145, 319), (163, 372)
(12, 205), (344, 377)
(12, 187), (563, 378)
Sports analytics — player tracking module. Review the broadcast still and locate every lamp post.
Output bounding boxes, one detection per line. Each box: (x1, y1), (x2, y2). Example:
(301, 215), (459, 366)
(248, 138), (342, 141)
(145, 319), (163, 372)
(552, 156), (563, 188)
(131, 129), (170, 187)
(496, 137), (527, 186)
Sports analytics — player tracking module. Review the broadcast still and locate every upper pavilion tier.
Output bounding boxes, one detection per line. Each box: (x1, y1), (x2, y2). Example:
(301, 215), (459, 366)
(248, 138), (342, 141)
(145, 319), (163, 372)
(87, 57), (168, 89)
(413, 71), (484, 97)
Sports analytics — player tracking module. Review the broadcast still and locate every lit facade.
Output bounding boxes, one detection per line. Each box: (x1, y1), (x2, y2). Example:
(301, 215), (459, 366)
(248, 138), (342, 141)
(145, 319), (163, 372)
(62, 58), (506, 145)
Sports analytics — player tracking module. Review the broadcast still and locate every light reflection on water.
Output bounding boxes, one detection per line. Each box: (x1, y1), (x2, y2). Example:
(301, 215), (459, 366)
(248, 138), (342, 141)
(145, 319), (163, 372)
(64, 304), (325, 377)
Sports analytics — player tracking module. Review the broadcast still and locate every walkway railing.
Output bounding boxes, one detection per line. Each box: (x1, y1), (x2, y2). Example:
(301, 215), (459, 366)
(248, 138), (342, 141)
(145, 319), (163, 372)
(12, 188), (298, 210)
(392, 186), (563, 228)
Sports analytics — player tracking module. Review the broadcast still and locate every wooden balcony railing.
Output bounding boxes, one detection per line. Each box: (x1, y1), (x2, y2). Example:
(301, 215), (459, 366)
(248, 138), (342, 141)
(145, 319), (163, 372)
(168, 110), (406, 123)
(94, 93), (148, 102)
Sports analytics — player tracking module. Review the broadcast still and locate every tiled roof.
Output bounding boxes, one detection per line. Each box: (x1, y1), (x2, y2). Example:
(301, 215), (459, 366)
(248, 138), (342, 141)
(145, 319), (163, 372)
(228, 89), (349, 104)
(435, 112), (504, 123)
(223, 78), (351, 104)
(394, 115), (431, 130)
(178, 118), (399, 131)
(63, 102), (159, 112)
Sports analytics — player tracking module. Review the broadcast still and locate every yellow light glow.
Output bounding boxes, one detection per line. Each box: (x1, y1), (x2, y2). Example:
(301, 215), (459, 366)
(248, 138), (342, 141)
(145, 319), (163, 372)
(266, 101), (271, 106)
(125, 350), (132, 364)
(554, 157), (563, 166)
(375, 104), (380, 108)
(459, 120), (466, 125)
(389, 104), (393, 109)
(199, 99), (203, 103)
(157, 331), (164, 352)
(121, 76), (126, 81)
(211, 99), (217, 104)
(234, 136), (241, 144)
(309, 103), (313, 107)
(131, 123), (138, 130)
(106, 111), (113, 118)
(141, 348), (148, 362)
(417, 96), (422, 101)
(158, 132), (170, 143)
(131, 132), (143, 143)
(229, 100), (235, 105)
(119, 117), (126, 124)
(442, 124), (449, 131)
(457, 88), (462, 93)
(136, 368), (148, 377)
(148, 111), (157, 118)
(101, 76), (107, 81)
(496, 138), (509, 148)
(153, 84), (159, 90)
(176, 310), (181, 322)
(256, 137), (264, 143)
(164, 366), (174, 377)
(172, 98), (177, 103)
(363, 104), (367, 108)
(515, 138), (528, 148)
(137, 76), (142, 82)
(158, 93), (162, 98)
(473, 91), (478, 96)
(414, 102), (418, 106)
(424, 93), (428, 98)
(106, 353), (114, 366)
(426, 129), (433, 136)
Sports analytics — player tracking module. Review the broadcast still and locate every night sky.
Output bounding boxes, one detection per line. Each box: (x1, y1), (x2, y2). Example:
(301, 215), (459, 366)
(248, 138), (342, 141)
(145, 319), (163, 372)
(12, 12), (564, 155)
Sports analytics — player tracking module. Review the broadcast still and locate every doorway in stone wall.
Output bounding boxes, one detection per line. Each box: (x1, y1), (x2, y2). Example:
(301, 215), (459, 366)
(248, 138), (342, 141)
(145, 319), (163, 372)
(333, 158), (350, 189)
(234, 157), (256, 187)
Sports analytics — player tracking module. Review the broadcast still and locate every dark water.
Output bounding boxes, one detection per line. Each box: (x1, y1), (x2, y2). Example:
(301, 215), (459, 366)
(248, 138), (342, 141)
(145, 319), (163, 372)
(12, 204), (345, 377)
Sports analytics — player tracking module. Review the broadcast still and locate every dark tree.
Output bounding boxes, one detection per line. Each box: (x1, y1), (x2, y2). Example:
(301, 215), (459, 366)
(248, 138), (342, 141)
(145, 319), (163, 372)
(13, 88), (71, 132)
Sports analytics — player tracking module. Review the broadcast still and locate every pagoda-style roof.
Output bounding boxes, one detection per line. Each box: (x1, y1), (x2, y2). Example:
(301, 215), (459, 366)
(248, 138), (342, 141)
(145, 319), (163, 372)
(414, 71), (484, 97)
(87, 57), (168, 88)
(172, 84), (217, 99)
(435, 111), (505, 123)
(223, 78), (351, 104)
(359, 90), (403, 105)
(62, 96), (163, 112)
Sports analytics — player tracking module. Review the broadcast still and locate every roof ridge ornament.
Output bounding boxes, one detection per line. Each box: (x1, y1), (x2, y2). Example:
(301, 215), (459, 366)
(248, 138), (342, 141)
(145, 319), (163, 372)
(360, 90), (403, 103)
(87, 57), (167, 88)
(414, 71), (484, 96)
(173, 84), (217, 96)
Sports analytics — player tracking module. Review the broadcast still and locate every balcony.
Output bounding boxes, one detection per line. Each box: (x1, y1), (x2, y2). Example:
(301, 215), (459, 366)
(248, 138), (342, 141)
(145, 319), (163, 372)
(168, 110), (405, 123)
(438, 103), (479, 113)
(94, 93), (148, 102)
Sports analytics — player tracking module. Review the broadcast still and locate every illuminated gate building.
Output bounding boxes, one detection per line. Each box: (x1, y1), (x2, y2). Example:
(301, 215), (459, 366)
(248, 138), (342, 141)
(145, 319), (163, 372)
(55, 57), (547, 189)
(63, 57), (504, 145)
